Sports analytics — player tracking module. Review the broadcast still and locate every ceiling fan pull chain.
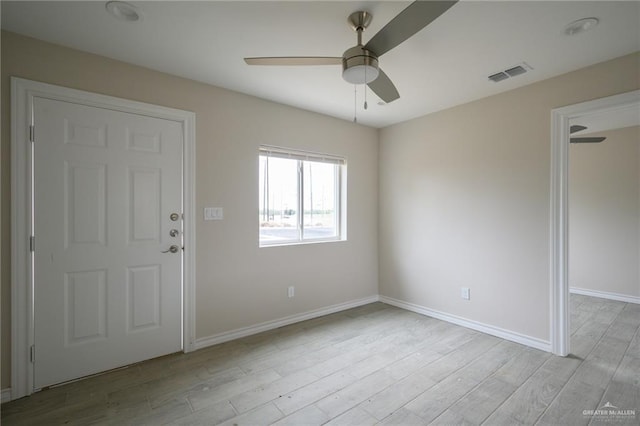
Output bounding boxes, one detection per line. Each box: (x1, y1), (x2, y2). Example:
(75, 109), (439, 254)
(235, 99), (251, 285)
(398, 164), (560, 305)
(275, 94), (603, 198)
(364, 67), (368, 110)
(353, 84), (358, 123)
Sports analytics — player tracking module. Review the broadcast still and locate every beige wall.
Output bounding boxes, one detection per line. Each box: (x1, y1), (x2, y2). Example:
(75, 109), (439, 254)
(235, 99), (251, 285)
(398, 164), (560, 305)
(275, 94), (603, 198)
(569, 126), (640, 298)
(1, 31), (379, 389)
(2, 28), (638, 392)
(379, 52), (640, 342)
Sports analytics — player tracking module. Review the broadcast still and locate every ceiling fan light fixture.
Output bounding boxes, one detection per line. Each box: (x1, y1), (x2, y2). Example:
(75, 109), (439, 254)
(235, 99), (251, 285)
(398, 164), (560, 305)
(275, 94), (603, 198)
(343, 64), (379, 85)
(342, 46), (379, 84)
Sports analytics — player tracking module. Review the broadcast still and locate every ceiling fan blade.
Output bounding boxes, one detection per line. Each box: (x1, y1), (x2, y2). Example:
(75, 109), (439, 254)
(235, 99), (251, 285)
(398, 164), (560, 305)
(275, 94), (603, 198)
(244, 57), (342, 66)
(368, 69), (400, 103)
(364, 1), (458, 57)
(570, 125), (588, 134)
(570, 137), (607, 143)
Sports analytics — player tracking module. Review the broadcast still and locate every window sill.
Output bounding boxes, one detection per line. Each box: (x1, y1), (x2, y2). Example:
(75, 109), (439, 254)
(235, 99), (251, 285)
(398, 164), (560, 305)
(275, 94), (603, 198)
(259, 238), (346, 248)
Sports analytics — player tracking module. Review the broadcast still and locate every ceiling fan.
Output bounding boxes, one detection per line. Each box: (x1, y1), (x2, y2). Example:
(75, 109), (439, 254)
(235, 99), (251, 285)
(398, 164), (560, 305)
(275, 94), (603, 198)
(244, 1), (458, 104)
(570, 125), (607, 143)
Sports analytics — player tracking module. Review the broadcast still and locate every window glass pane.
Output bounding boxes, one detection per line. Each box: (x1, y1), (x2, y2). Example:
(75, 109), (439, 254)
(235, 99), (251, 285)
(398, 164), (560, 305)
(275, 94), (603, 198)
(303, 161), (337, 240)
(259, 156), (299, 243)
(259, 147), (344, 247)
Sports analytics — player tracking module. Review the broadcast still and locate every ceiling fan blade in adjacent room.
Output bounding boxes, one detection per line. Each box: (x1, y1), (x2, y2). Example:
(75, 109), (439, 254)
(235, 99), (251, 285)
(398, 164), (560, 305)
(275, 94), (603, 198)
(368, 69), (400, 103)
(364, 1), (458, 57)
(569, 125), (588, 134)
(570, 137), (607, 143)
(244, 57), (342, 66)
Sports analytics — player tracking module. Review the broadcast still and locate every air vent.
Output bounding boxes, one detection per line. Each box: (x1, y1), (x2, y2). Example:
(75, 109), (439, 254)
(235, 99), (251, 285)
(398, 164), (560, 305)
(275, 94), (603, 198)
(505, 65), (527, 77)
(488, 72), (509, 83)
(488, 62), (532, 83)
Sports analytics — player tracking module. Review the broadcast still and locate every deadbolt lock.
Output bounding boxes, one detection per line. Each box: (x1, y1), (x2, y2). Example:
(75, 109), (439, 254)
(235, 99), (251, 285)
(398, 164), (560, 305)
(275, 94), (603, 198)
(170, 213), (180, 221)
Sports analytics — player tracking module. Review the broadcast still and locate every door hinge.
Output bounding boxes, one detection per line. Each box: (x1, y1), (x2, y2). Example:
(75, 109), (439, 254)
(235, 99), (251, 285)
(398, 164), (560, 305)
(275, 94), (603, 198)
(29, 125), (35, 143)
(30, 345), (35, 363)
(29, 236), (35, 252)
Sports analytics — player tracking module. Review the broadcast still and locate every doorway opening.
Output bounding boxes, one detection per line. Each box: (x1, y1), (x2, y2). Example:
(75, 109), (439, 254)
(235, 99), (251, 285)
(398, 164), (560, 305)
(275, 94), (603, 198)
(550, 89), (640, 356)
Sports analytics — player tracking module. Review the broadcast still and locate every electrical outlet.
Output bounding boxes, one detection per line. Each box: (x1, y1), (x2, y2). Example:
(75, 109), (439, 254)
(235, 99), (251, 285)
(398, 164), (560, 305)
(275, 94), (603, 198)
(288, 286), (295, 298)
(461, 287), (470, 300)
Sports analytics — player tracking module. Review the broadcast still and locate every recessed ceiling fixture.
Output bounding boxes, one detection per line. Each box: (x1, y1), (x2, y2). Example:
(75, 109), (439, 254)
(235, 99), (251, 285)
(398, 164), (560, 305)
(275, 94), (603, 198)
(564, 17), (599, 36)
(105, 1), (140, 22)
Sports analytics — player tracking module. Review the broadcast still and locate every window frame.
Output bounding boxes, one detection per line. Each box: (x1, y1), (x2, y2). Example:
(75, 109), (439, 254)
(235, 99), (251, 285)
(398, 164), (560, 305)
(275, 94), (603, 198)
(259, 146), (346, 247)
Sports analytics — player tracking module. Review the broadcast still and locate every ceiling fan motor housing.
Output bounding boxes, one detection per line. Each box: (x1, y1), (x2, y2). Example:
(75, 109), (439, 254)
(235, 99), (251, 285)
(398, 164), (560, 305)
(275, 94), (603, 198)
(342, 46), (379, 84)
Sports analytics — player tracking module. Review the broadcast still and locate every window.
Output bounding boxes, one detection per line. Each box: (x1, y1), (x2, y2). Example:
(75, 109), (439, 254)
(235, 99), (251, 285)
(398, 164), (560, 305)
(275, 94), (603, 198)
(259, 146), (345, 246)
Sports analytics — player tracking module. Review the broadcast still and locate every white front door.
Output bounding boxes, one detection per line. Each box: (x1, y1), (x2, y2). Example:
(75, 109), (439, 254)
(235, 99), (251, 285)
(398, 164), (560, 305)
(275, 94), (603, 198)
(33, 97), (183, 388)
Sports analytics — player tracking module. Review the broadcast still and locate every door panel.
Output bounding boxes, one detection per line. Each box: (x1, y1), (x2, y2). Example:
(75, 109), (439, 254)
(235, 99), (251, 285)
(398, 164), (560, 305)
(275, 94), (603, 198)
(127, 265), (161, 332)
(129, 168), (161, 243)
(65, 162), (107, 247)
(65, 269), (107, 345)
(33, 97), (183, 388)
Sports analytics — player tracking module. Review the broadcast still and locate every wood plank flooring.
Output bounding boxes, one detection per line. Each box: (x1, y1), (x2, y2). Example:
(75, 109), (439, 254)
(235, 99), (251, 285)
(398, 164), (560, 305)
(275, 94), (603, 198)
(1, 295), (638, 425)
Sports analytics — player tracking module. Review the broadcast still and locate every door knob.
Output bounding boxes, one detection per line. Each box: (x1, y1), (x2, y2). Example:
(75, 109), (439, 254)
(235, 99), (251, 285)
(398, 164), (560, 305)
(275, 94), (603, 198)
(162, 245), (180, 254)
(169, 229), (180, 237)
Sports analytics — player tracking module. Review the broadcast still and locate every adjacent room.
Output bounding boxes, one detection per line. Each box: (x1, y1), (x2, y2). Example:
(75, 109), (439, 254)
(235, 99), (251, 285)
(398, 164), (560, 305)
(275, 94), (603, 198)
(1, 1), (639, 424)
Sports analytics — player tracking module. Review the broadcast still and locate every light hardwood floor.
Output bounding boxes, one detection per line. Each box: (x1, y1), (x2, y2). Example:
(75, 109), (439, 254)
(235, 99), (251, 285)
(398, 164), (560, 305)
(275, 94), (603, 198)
(1, 295), (638, 425)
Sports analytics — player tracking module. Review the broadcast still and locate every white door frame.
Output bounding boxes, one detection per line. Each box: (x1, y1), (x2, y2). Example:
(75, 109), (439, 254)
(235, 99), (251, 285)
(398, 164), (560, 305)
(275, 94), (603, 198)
(11, 77), (197, 399)
(549, 89), (640, 356)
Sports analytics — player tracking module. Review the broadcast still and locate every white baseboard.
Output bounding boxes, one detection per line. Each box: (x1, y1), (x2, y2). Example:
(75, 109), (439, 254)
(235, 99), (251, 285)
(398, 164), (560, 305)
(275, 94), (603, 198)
(1, 388), (11, 403)
(195, 293), (554, 354)
(194, 295), (380, 351)
(379, 296), (552, 353)
(570, 287), (640, 304)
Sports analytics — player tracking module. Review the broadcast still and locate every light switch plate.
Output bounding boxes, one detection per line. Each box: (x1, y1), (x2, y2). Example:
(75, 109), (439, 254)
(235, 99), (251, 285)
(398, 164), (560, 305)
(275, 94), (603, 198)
(204, 207), (223, 220)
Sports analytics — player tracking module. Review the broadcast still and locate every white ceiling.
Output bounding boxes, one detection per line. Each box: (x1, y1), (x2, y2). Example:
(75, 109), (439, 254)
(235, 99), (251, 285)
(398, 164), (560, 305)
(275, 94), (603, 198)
(2, 1), (639, 128)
